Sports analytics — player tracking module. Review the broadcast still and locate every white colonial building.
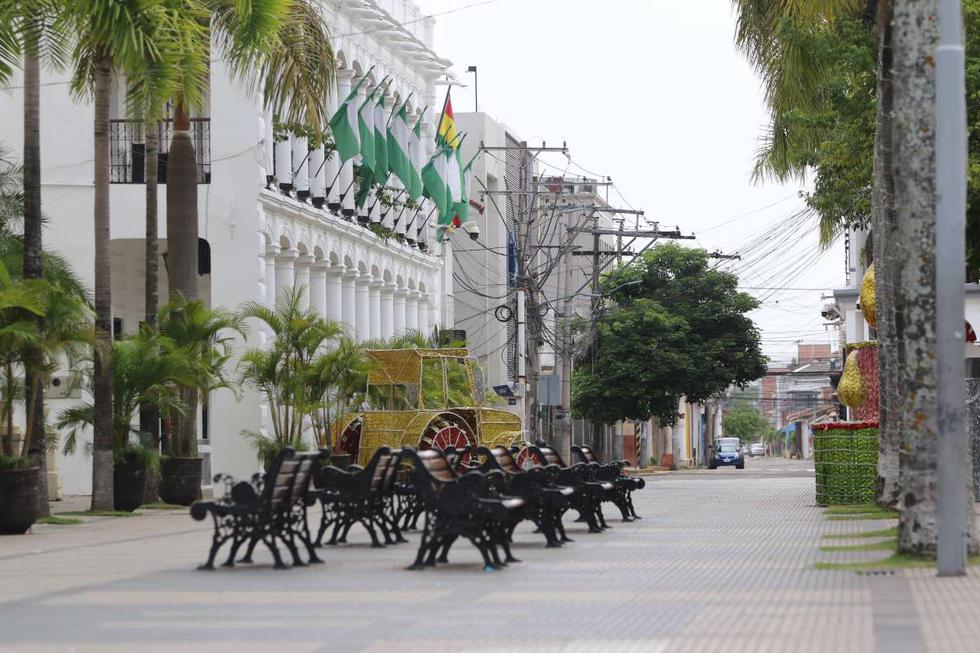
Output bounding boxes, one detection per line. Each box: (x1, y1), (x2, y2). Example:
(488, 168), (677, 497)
(0, 0), (457, 495)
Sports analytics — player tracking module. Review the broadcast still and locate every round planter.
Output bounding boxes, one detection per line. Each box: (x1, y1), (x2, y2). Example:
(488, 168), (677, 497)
(159, 457), (202, 506)
(0, 466), (40, 535)
(114, 456), (149, 512)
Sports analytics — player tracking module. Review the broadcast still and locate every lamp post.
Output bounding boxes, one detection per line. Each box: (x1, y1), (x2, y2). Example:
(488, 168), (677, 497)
(466, 65), (478, 111)
(936, 0), (968, 577)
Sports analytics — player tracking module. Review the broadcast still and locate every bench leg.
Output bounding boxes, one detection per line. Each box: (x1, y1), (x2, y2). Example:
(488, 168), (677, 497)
(198, 532), (228, 570)
(361, 518), (385, 548)
(407, 514), (433, 570)
(221, 534), (248, 568)
(239, 535), (260, 563)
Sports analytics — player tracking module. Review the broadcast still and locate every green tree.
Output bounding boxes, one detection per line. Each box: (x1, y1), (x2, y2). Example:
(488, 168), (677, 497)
(67, 0), (189, 509)
(572, 244), (767, 426)
(722, 404), (770, 441)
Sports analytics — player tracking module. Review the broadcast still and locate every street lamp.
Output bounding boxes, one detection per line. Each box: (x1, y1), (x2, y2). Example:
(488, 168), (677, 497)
(466, 65), (478, 111)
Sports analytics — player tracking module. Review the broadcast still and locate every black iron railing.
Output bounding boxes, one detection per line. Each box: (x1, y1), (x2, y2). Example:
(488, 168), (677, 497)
(109, 118), (211, 184)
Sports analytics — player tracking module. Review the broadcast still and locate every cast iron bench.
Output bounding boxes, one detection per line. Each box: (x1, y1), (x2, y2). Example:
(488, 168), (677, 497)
(528, 445), (611, 533)
(402, 447), (524, 571)
(190, 447), (322, 570)
(572, 444), (645, 520)
(478, 445), (574, 547)
(312, 446), (406, 547)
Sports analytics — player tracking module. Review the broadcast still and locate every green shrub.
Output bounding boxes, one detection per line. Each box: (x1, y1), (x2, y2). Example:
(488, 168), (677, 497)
(813, 422), (878, 506)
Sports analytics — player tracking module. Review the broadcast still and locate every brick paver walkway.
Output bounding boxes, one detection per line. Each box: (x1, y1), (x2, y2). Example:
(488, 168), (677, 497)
(1, 457), (977, 652)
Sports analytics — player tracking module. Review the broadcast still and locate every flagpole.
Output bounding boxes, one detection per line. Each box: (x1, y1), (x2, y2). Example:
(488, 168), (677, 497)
(381, 189), (407, 220)
(435, 88), (451, 144)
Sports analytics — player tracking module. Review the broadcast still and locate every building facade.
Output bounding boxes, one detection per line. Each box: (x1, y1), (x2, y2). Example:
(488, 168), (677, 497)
(0, 0), (456, 495)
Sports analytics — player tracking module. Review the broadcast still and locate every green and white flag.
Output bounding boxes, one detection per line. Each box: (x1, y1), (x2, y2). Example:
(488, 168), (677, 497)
(387, 100), (412, 191)
(446, 138), (463, 205)
(407, 108), (426, 201)
(453, 152), (477, 224)
(373, 87), (390, 179)
(328, 73), (369, 162)
(357, 85), (376, 175)
(422, 145), (451, 219)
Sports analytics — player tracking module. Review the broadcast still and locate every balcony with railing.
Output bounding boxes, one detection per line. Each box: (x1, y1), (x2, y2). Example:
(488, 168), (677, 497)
(109, 118), (211, 184)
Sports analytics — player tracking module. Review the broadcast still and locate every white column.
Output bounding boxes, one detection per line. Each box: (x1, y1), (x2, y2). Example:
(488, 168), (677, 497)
(262, 109), (274, 184)
(369, 280), (383, 340)
(310, 261), (328, 318)
(294, 254), (313, 310)
(341, 268), (357, 333)
(338, 69), (355, 214)
(417, 294), (429, 336)
(326, 266), (344, 325)
(380, 283), (395, 340)
(325, 72), (342, 208)
(309, 145), (325, 205)
(405, 290), (419, 331)
(275, 248), (298, 303)
(355, 275), (371, 342)
(264, 244), (279, 307)
(274, 136), (292, 191)
(428, 302), (438, 335)
(292, 135), (310, 199)
(393, 288), (407, 335)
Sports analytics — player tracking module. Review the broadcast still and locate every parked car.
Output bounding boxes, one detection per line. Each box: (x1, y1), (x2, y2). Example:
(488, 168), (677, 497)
(709, 443), (744, 470)
(750, 443), (765, 457)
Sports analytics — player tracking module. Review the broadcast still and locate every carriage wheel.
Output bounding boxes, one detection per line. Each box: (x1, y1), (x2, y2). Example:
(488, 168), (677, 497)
(516, 446), (542, 471)
(419, 414), (475, 466)
(337, 416), (362, 459)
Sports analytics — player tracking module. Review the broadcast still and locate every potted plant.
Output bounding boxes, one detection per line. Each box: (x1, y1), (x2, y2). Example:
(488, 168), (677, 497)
(238, 287), (341, 471)
(157, 295), (243, 505)
(59, 330), (188, 511)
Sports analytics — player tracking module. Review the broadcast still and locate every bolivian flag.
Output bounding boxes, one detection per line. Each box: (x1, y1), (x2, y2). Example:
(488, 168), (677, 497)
(436, 91), (457, 148)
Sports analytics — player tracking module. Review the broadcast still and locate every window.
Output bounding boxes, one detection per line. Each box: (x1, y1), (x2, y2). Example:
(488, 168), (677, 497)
(109, 119), (211, 184)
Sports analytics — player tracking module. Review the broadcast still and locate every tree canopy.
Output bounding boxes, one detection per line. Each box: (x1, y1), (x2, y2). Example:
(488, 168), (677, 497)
(734, 0), (980, 270)
(722, 404), (770, 441)
(572, 244), (767, 426)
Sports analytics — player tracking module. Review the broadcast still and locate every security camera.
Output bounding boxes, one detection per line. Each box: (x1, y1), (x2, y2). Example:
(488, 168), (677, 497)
(463, 221), (480, 241)
(821, 302), (842, 322)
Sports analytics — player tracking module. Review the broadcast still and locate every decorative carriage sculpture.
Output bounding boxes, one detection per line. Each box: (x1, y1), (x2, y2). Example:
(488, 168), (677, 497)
(331, 348), (525, 466)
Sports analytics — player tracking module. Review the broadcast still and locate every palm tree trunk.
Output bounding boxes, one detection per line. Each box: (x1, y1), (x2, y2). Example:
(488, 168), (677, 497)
(891, 0), (940, 555)
(166, 102), (200, 458)
(872, 0), (902, 509)
(91, 51), (114, 510)
(21, 47), (49, 515)
(140, 123), (160, 501)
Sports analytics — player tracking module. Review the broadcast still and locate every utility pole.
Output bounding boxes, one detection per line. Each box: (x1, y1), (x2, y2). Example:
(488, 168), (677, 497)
(483, 141), (568, 442)
(559, 228), (577, 462)
(936, 0), (969, 576)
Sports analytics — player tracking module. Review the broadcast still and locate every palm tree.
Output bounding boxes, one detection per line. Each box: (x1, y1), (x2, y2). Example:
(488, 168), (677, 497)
(157, 294), (245, 460)
(58, 330), (191, 464)
(166, 0), (336, 305)
(67, 0), (189, 509)
(0, 0), (72, 514)
(238, 287), (341, 467)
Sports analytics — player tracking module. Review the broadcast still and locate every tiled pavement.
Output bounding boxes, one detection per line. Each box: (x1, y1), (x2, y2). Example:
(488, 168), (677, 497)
(0, 457), (977, 652)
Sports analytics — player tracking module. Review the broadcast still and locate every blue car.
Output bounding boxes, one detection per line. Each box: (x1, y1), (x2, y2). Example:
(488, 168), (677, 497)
(709, 443), (744, 470)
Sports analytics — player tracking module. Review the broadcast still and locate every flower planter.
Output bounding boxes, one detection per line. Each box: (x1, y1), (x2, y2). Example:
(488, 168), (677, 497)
(159, 457), (202, 506)
(0, 466), (40, 534)
(114, 455), (151, 512)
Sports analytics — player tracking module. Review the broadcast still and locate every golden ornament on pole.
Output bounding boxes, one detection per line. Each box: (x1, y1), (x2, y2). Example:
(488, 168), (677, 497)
(838, 349), (868, 407)
(860, 263), (877, 328)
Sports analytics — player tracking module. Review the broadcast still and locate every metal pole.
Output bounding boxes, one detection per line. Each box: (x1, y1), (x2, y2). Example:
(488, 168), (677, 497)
(559, 227), (575, 461)
(936, 0), (968, 577)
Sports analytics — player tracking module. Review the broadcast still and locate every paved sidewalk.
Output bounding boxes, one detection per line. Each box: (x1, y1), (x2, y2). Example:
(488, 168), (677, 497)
(0, 457), (977, 652)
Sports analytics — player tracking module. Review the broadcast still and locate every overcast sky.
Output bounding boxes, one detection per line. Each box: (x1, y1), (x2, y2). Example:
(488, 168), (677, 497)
(415, 0), (846, 363)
